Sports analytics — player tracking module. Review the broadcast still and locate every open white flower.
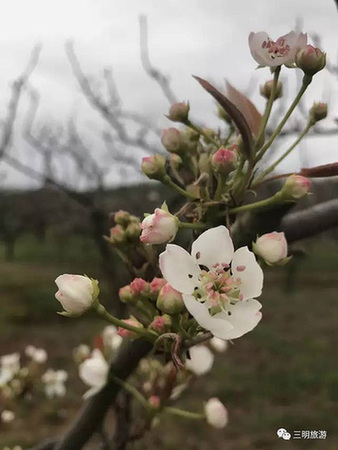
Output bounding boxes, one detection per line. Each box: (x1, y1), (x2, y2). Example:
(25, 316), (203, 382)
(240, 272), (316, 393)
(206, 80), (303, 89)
(159, 226), (263, 340)
(249, 31), (307, 67)
(25, 346), (48, 364)
(102, 326), (123, 352)
(0, 353), (20, 385)
(42, 369), (68, 398)
(1, 409), (15, 423)
(79, 349), (108, 399)
(185, 345), (214, 376)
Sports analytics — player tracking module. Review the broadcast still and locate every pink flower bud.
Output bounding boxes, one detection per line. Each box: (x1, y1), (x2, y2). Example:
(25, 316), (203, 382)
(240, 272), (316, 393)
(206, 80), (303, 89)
(150, 314), (172, 333)
(161, 128), (182, 153)
(148, 395), (161, 409)
(211, 147), (237, 175)
(170, 153), (183, 170)
(118, 285), (134, 304)
(167, 102), (190, 123)
(141, 154), (167, 180)
(149, 277), (167, 300)
(110, 225), (126, 245)
(260, 79), (283, 100)
(295, 45), (326, 75)
(140, 209), (178, 245)
(309, 102), (328, 122)
(281, 175), (311, 200)
(114, 210), (131, 227)
(130, 278), (149, 298)
(157, 283), (185, 315)
(253, 232), (288, 265)
(205, 398), (228, 429)
(118, 318), (143, 339)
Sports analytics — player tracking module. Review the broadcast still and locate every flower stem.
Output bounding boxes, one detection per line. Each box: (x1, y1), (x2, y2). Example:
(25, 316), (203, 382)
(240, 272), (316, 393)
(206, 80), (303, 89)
(163, 175), (197, 200)
(111, 376), (150, 410)
(255, 66), (281, 149)
(179, 221), (208, 230)
(256, 74), (313, 161)
(95, 303), (156, 342)
(253, 120), (314, 187)
(184, 119), (220, 148)
(228, 192), (286, 215)
(163, 406), (205, 420)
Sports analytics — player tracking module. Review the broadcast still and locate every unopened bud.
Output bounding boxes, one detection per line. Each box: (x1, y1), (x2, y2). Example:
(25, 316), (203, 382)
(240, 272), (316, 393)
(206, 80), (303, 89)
(130, 278), (150, 299)
(140, 207), (179, 245)
(110, 225), (126, 245)
(148, 395), (161, 410)
(161, 128), (182, 153)
(167, 102), (189, 123)
(170, 153), (183, 170)
(118, 318), (144, 339)
(198, 152), (212, 173)
(253, 232), (289, 266)
(157, 283), (185, 314)
(149, 277), (167, 300)
(119, 285), (134, 304)
(211, 146), (237, 175)
(260, 79), (283, 100)
(150, 314), (172, 333)
(281, 175), (311, 200)
(141, 155), (167, 180)
(309, 102), (328, 122)
(125, 221), (141, 241)
(296, 45), (326, 76)
(114, 210), (131, 227)
(202, 127), (216, 145)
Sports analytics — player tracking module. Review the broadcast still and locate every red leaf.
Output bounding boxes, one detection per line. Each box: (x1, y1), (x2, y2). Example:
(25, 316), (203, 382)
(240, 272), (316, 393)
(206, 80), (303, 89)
(300, 162), (338, 178)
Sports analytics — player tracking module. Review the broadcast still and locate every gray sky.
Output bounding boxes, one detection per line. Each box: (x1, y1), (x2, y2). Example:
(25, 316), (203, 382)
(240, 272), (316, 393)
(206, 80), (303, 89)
(1, 0), (338, 188)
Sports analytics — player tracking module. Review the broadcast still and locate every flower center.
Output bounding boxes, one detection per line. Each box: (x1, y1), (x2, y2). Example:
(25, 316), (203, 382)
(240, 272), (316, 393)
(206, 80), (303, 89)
(193, 263), (243, 316)
(262, 37), (290, 60)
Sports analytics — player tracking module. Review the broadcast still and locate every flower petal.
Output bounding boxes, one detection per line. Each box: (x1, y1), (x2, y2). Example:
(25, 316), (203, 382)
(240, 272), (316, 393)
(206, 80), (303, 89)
(191, 226), (234, 270)
(232, 247), (263, 300)
(183, 294), (233, 339)
(185, 345), (214, 376)
(248, 31), (271, 66)
(222, 299), (262, 339)
(159, 245), (200, 295)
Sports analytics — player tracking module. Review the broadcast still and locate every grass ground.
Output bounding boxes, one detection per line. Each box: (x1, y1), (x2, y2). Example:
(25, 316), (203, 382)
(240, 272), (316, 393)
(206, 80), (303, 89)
(0, 236), (337, 449)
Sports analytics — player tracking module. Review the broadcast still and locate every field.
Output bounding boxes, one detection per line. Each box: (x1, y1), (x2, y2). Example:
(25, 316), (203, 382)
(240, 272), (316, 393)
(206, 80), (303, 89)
(0, 235), (338, 449)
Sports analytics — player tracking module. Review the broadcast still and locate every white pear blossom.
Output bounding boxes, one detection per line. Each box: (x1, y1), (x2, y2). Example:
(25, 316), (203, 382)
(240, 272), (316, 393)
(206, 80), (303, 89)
(0, 353), (20, 385)
(185, 345), (214, 376)
(79, 349), (108, 399)
(210, 337), (228, 353)
(1, 409), (15, 423)
(249, 31), (307, 67)
(42, 369), (68, 398)
(160, 226), (263, 340)
(102, 326), (123, 352)
(55, 274), (96, 315)
(205, 398), (228, 428)
(25, 346), (48, 364)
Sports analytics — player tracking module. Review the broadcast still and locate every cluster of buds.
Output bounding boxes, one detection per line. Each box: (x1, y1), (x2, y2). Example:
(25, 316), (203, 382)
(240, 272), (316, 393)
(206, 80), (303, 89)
(108, 210), (141, 246)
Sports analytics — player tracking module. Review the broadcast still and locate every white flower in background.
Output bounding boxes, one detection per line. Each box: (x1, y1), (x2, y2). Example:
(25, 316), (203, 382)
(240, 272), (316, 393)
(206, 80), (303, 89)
(55, 274), (97, 315)
(42, 369), (68, 398)
(102, 326), (123, 352)
(25, 346), (48, 364)
(253, 232), (289, 265)
(205, 398), (228, 429)
(249, 31), (307, 67)
(79, 349), (108, 399)
(0, 353), (20, 385)
(1, 409), (15, 423)
(185, 345), (214, 376)
(73, 344), (91, 364)
(210, 337), (228, 353)
(160, 226), (263, 340)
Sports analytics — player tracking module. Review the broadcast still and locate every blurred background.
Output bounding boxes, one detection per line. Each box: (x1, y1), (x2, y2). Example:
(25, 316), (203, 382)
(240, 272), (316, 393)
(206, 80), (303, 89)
(0, 0), (338, 448)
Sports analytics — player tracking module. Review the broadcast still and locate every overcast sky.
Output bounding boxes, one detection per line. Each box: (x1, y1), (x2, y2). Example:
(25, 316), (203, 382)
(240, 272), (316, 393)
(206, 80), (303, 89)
(1, 0), (338, 189)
